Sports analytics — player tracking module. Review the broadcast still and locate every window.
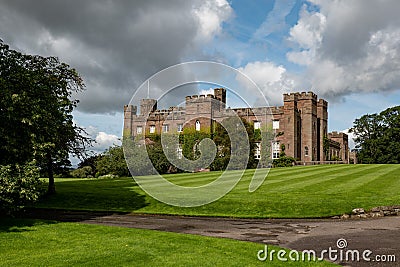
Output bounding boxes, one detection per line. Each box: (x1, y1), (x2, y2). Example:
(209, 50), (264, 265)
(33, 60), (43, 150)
(273, 120), (280, 130)
(272, 141), (280, 159)
(177, 124), (183, 132)
(150, 125), (156, 134)
(254, 121), (261, 130)
(254, 142), (261, 159)
(136, 126), (143, 134)
(305, 146), (309, 156)
(195, 120), (200, 131)
(162, 124), (169, 133)
(177, 144), (183, 159)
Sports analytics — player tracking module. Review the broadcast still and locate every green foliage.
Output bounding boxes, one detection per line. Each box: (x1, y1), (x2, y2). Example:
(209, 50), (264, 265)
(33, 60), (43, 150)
(96, 146), (129, 177)
(70, 166), (93, 178)
(211, 117), (258, 171)
(0, 40), (92, 194)
(280, 143), (286, 157)
(272, 156), (295, 167)
(77, 154), (103, 177)
(253, 128), (261, 141)
(182, 128), (211, 161)
(330, 155), (341, 161)
(350, 105), (400, 163)
(146, 142), (172, 174)
(0, 162), (43, 214)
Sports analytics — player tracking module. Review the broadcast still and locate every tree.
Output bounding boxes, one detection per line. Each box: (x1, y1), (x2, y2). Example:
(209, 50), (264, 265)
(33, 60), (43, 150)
(0, 161), (43, 215)
(349, 106), (400, 164)
(0, 40), (91, 194)
(96, 146), (130, 177)
(77, 154), (104, 177)
(211, 117), (257, 170)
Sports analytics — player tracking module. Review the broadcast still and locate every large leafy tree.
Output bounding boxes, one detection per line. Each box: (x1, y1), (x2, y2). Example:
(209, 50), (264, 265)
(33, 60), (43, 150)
(350, 106), (400, 164)
(0, 40), (91, 193)
(211, 117), (257, 170)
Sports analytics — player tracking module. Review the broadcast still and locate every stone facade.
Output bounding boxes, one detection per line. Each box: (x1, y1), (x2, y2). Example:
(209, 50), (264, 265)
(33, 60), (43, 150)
(124, 88), (349, 163)
(328, 131), (349, 162)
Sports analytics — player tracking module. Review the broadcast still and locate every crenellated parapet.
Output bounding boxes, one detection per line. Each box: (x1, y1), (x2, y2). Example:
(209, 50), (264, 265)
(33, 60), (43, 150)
(297, 91), (317, 101)
(317, 98), (328, 107)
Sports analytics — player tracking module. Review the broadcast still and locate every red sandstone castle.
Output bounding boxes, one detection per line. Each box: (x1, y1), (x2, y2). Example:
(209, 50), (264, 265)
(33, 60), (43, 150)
(124, 88), (349, 163)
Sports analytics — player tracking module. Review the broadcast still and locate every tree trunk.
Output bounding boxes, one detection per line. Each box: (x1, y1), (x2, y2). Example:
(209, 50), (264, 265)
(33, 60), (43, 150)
(47, 153), (56, 195)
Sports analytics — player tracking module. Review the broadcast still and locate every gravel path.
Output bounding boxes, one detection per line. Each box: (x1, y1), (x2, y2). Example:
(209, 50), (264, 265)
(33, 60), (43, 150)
(24, 209), (399, 267)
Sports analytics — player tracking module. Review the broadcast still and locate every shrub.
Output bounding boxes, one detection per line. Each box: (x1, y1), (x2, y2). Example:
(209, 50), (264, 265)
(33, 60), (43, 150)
(70, 166), (93, 178)
(0, 162), (44, 215)
(330, 155), (342, 161)
(272, 156), (296, 167)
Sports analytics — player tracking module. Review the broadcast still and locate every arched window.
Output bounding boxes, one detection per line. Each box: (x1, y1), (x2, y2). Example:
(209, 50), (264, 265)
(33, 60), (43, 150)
(195, 120), (200, 131)
(305, 146), (309, 156)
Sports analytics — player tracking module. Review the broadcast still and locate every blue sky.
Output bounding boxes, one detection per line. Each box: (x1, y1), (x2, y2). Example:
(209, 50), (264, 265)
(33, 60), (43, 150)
(1, 0), (400, 158)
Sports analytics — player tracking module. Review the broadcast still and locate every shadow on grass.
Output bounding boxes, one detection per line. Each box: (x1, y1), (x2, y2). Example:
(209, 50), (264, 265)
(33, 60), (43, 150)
(0, 216), (58, 233)
(33, 178), (149, 212)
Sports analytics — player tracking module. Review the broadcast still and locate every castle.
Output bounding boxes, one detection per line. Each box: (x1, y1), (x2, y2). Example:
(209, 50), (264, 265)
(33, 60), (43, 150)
(124, 88), (349, 164)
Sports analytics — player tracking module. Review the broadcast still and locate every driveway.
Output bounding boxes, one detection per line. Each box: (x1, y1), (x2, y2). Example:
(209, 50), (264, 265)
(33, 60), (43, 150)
(25, 209), (399, 266)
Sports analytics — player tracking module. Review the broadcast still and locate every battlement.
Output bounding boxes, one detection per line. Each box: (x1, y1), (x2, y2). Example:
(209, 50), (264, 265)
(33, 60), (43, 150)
(283, 92), (298, 102)
(185, 94), (215, 100)
(124, 104), (137, 115)
(328, 131), (348, 139)
(270, 106), (284, 114)
(318, 98), (328, 107)
(297, 91), (317, 100)
(284, 91), (318, 102)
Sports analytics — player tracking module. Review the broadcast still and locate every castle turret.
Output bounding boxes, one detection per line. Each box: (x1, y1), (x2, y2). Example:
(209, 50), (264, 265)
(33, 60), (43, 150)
(317, 99), (328, 161)
(296, 92), (318, 161)
(283, 93), (299, 159)
(140, 99), (157, 115)
(214, 88), (226, 110)
(123, 105), (137, 137)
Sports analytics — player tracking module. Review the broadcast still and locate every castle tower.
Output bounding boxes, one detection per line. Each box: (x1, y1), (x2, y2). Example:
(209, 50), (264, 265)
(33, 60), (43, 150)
(123, 104), (137, 137)
(214, 88), (226, 110)
(140, 99), (157, 115)
(297, 92), (318, 161)
(317, 99), (328, 161)
(283, 93), (300, 159)
(184, 94), (214, 132)
(328, 132), (349, 162)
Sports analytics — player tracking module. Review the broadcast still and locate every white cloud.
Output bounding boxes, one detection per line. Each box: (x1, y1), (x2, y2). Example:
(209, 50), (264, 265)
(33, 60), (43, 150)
(0, 0), (233, 113)
(95, 132), (121, 152)
(78, 124), (121, 154)
(286, 0), (400, 98)
(193, 0), (233, 42)
(237, 61), (296, 105)
(288, 5), (326, 50)
(199, 88), (215, 95)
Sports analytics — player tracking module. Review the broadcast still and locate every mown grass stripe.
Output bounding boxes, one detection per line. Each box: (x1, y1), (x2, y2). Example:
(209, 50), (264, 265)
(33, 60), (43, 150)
(322, 165), (395, 194)
(256, 165), (356, 191)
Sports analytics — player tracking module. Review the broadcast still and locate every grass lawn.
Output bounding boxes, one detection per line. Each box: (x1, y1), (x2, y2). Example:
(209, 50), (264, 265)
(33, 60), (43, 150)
(0, 218), (334, 266)
(35, 164), (400, 218)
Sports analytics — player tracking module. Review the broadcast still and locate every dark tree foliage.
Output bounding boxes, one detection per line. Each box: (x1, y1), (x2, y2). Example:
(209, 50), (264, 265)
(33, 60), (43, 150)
(96, 146), (130, 177)
(78, 154), (104, 177)
(211, 117), (257, 170)
(350, 106), (400, 164)
(0, 40), (91, 193)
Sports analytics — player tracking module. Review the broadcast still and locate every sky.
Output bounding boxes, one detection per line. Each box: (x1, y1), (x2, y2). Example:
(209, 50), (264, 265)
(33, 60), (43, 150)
(1, 0), (400, 160)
